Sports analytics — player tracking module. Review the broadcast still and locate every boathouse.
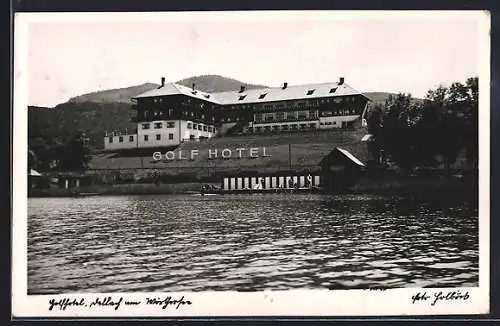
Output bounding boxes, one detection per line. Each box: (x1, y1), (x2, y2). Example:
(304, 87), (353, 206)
(318, 147), (367, 192)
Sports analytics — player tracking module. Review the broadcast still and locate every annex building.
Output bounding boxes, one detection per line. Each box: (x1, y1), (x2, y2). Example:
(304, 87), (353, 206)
(103, 77), (371, 151)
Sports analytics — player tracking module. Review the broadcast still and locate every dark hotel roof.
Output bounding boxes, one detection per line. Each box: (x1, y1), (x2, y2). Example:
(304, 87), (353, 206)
(134, 79), (369, 105)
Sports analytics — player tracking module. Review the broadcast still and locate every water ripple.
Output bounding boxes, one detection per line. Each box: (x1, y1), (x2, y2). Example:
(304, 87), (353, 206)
(28, 194), (478, 293)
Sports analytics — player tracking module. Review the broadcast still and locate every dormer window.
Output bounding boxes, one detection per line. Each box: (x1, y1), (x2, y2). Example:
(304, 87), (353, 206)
(330, 87), (337, 93)
(307, 89), (315, 95)
(259, 93), (267, 99)
(239, 95), (247, 101)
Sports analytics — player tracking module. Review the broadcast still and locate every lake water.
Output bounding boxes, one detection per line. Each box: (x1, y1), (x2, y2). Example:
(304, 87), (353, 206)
(27, 194), (478, 294)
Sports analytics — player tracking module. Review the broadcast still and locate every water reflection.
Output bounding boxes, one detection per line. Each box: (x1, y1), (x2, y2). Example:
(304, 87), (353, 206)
(28, 194), (478, 293)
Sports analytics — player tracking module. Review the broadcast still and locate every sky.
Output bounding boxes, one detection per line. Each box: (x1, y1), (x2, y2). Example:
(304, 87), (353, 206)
(22, 11), (487, 107)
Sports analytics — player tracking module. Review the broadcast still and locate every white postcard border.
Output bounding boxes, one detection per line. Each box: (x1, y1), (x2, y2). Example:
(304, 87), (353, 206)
(12, 10), (491, 317)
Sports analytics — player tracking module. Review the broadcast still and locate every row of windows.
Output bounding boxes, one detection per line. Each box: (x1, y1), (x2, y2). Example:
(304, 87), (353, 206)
(253, 123), (317, 132)
(255, 110), (318, 122)
(186, 123), (216, 132)
(142, 121), (176, 130)
(140, 96), (358, 115)
(108, 133), (175, 143)
(109, 135), (135, 143)
(321, 108), (357, 116)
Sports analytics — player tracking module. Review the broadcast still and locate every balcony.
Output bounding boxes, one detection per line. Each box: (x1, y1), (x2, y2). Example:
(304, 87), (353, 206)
(253, 116), (318, 125)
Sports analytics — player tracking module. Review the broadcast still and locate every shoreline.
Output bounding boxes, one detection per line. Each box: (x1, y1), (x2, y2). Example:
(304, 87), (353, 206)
(29, 173), (478, 200)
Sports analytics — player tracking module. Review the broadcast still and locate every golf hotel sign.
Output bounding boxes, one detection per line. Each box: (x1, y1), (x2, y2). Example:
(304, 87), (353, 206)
(152, 147), (272, 161)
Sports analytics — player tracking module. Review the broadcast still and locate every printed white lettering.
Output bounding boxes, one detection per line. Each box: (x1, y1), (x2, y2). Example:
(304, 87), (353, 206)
(221, 149), (232, 158)
(250, 147), (259, 158)
(208, 148), (218, 159)
(235, 148), (245, 158)
(190, 149), (199, 160)
(165, 151), (175, 160)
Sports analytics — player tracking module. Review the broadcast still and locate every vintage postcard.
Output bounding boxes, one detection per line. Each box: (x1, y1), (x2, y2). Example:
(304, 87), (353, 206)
(13, 10), (490, 317)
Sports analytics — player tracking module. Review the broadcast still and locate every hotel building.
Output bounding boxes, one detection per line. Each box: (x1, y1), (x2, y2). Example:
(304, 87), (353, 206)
(104, 77), (371, 151)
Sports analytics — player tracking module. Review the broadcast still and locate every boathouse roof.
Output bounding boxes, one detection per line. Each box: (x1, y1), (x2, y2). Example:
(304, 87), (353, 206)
(318, 147), (369, 169)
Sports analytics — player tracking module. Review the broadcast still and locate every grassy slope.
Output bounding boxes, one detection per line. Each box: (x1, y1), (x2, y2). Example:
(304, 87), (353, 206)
(89, 128), (370, 173)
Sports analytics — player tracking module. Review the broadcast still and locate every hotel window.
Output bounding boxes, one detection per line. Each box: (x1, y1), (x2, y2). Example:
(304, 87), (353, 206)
(259, 93), (267, 99)
(276, 112), (285, 121)
(297, 102), (306, 107)
(108, 137), (113, 143)
(193, 123), (198, 129)
(119, 136), (123, 143)
(183, 110), (188, 116)
(300, 124), (307, 129)
(272, 125), (280, 131)
(129, 135), (134, 142)
(333, 121), (337, 125)
(307, 89), (315, 95)
(239, 95), (246, 101)
(265, 113), (274, 121)
(287, 111), (298, 120)
(154, 122), (162, 129)
(291, 124), (298, 130)
(254, 113), (263, 122)
(187, 123), (192, 129)
(203, 125), (208, 131)
(190, 112), (194, 117)
(255, 127), (262, 132)
(142, 123), (150, 130)
(201, 114), (205, 120)
(298, 110), (308, 119)
(198, 125), (202, 130)
(167, 121), (175, 128)
(156, 134), (161, 141)
(264, 126), (271, 132)
(208, 126), (213, 132)
(282, 125), (289, 131)
(309, 123), (316, 129)
(330, 87), (337, 93)
(144, 135), (149, 141)
(154, 111), (159, 117)
(169, 133), (174, 140)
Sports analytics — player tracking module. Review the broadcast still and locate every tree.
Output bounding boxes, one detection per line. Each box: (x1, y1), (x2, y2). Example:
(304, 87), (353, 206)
(58, 131), (92, 171)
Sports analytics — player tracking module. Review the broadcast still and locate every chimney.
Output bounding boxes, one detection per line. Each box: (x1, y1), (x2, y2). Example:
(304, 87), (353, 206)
(192, 83), (196, 91)
(282, 82), (288, 89)
(158, 77), (166, 89)
(239, 85), (246, 93)
(339, 77), (345, 85)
